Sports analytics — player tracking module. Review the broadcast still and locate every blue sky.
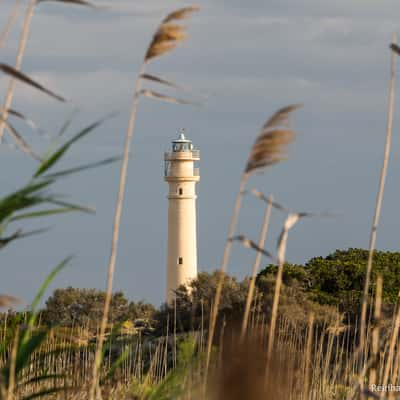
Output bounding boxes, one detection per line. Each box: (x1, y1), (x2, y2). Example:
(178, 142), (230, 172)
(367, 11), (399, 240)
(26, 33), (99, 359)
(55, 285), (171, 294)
(1, 0), (400, 306)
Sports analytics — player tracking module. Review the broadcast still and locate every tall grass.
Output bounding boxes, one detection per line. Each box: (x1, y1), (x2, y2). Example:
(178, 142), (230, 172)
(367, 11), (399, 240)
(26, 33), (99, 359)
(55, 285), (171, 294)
(240, 193), (273, 341)
(89, 7), (199, 399)
(2, 2), (400, 399)
(1, 275), (400, 399)
(0, 0), (36, 143)
(204, 104), (300, 384)
(0, 0), (20, 50)
(359, 36), (398, 367)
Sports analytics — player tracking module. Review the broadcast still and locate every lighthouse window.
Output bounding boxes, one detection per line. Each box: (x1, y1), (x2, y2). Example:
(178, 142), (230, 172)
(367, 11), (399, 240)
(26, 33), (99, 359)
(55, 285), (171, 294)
(179, 188), (183, 195)
(178, 257), (183, 265)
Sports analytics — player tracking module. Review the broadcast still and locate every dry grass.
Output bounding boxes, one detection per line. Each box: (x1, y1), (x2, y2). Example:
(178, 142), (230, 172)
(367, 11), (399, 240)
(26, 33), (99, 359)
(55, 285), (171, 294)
(0, 296), (20, 309)
(89, 6), (199, 400)
(0, 0), (36, 143)
(2, 2), (400, 399)
(359, 35), (398, 368)
(0, 0), (20, 49)
(0, 284), (400, 400)
(204, 104), (300, 386)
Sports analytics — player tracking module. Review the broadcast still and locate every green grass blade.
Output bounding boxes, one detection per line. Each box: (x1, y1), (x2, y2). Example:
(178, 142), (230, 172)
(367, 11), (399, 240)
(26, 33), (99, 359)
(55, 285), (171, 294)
(10, 208), (82, 221)
(43, 156), (121, 179)
(15, 330), (48, 376)
(1, 330), (48, 382)
(0, 228), (48, 250)
(57, 108), (79, 137)
(34, 113), (117, 178)
(0, 180), (54, 223)
(46, 199), (95, 213)
(22, 257), (71, 344)
(100, 348), (130, 385)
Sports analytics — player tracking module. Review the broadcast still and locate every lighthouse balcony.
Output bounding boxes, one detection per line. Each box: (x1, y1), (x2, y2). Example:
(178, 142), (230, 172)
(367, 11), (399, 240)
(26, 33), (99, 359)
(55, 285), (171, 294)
(164, 167), (200, 178)
(164, 149), (200, 161)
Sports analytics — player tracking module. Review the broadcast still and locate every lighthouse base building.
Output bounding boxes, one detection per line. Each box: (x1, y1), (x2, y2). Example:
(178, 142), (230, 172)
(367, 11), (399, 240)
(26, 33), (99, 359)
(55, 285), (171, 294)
(164, 131), (200, 304)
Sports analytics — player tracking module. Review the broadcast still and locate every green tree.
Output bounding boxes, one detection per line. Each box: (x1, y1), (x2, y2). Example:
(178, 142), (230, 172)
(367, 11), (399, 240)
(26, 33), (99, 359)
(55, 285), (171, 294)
(156, 271), (248, 335)
(306, 248), (400, 311)
(42, 287), (155, 331)
(256, 263), (339, 327)
(257, 248), (400, 318)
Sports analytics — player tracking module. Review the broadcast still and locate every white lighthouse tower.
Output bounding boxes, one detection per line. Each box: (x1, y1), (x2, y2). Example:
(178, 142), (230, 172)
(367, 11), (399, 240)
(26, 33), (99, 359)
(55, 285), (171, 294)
(164, 129), (200, 303)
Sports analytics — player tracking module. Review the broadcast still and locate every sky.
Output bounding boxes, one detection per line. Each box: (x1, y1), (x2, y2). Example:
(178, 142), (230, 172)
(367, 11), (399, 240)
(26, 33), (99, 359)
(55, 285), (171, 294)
(1, 0), (400, 307)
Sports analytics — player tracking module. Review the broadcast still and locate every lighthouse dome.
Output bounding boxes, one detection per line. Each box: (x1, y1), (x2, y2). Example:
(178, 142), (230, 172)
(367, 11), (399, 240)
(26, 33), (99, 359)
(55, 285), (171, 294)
(172, 129), (193, 152)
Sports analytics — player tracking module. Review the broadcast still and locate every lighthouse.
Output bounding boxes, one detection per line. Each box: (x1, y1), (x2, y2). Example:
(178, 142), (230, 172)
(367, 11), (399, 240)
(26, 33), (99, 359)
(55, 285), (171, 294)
(164, 129), (200, 303)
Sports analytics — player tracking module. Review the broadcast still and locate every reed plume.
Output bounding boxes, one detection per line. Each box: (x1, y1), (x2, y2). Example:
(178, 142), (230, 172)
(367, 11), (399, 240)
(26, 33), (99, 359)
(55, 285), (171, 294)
(89, 7), (199, 400)
(204, 104), (301, 386)
(0, 295), (21, 308)
(245, 105), (300, 173)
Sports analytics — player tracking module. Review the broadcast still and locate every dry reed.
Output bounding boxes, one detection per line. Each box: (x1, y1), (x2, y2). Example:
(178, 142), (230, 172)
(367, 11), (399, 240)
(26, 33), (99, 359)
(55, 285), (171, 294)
(0, 0), (36, 142)
(0, 0), (91, 145)
(240, 195), (273, 341)
(0, 0), (21, 49)
(204, 104), (300, 386)
(369, 275), (382, 393)
(360, 36), (398, 364)
(266, 211), (317, 376)
(89, 7), (199, 400)
(303, 312), (314, 399)
(0, 295), (21, 308)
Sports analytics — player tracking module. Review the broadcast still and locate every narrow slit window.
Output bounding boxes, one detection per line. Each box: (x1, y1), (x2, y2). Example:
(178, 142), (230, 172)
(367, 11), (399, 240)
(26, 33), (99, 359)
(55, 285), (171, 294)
(178, 257), (183, 265)
(179, 188), (183, 195)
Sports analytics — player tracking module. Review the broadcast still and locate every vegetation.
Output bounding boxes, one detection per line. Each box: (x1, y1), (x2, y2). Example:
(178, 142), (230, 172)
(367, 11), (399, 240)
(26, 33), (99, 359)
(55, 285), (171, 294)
(1, 1), (400, 399)
(258, 248), (400, 315)
(42, 288), (156, 332)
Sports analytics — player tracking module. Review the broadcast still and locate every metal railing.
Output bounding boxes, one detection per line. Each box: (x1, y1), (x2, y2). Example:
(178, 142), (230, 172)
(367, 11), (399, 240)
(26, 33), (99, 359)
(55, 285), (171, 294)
(164, 149), (200, 160)
(164, 167), (200, 178)
(191, 149), (200, 159)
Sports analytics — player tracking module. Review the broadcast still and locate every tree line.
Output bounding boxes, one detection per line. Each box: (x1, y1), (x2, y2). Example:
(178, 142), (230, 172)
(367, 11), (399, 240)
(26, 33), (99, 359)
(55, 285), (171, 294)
(3, 247), (399, 336)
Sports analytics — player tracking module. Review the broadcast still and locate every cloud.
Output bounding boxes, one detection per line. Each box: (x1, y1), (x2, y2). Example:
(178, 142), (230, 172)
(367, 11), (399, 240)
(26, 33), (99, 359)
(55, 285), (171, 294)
(0, 69), (134, 111)
(1, 0), (400, 305)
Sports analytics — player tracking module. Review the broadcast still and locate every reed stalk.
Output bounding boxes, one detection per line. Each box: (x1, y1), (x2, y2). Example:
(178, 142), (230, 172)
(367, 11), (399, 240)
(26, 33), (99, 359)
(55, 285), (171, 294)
(6, 326), (19, 400)
(303, 313), (314, 400)
(89, 7), (198, 398)
(266, 213), (303, 378)
(0, 0), (35, 142)
(380, 295), (400, 396)
(204, 173), (248, 385)
(0, 0), (21, 49)
(204, 105), (299, 387)
(240, 194), (273, 341)
(89, 66), (145, 400)
(389, 344), (400, 400)
(369, 275), (382, 395)
(360, 36), (397, 362)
